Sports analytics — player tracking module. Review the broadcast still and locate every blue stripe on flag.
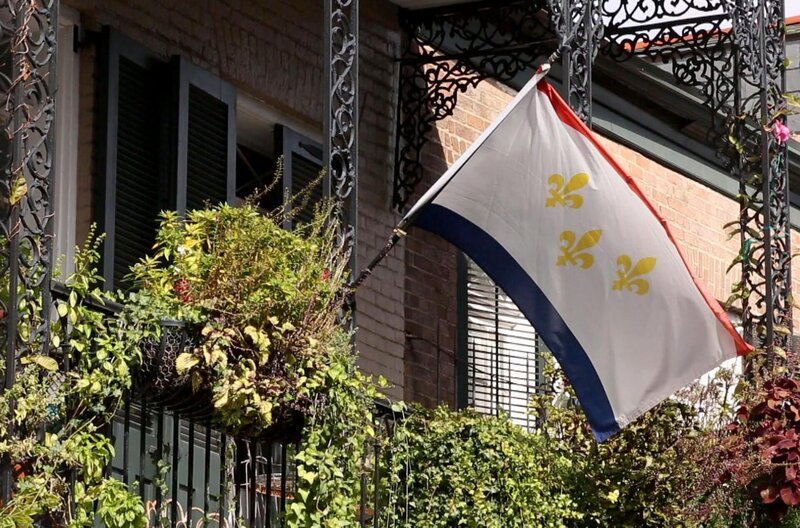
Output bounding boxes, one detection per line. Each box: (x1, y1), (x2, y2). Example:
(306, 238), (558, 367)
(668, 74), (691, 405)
(416, 203), (620, 441)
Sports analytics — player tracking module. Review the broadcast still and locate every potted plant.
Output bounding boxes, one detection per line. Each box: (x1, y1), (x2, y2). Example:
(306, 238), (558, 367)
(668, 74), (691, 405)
(129, 196), (351, 439)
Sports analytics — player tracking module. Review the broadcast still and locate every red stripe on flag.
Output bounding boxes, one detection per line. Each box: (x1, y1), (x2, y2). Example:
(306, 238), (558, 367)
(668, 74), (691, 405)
(536, 80), (752, 356)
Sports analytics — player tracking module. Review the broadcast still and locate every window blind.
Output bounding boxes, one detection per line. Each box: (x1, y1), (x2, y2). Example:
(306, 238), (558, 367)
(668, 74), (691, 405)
(465, 257), (546, 430)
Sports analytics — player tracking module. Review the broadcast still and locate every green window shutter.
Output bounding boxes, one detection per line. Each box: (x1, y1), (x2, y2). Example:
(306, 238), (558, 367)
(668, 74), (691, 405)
(97, 29), (168, 291)
(98, 38), (238, 290)
(463, 256), (546, 430)
(171, 57), (236, 214)
(276, 125), (325, 229)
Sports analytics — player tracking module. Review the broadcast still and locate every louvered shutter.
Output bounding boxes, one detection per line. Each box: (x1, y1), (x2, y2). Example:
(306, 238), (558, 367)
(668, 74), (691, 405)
(463, 256), (546, 430)
(97, 29), (168, 290)
(172, 57), (236, 213)
(277, 125), (325, 229)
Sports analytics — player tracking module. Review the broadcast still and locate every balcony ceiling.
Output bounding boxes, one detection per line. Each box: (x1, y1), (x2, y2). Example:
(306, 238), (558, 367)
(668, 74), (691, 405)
(390, 0), (478, 9)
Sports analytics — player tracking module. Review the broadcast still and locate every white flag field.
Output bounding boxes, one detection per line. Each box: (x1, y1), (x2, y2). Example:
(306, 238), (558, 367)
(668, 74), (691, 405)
(403, 65), (751, 441)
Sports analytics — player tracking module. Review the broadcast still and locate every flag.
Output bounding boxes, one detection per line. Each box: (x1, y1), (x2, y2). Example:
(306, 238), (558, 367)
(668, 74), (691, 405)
(403, 65), (751, 441)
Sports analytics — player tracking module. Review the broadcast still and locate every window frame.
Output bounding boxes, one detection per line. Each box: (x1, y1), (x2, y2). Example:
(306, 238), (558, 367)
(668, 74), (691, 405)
(53, 7), (81, 278)
(276, 124), (326, 230)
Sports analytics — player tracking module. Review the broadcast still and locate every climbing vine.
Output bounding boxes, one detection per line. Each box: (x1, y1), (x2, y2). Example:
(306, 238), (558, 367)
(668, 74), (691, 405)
(688, 93), (800, 525)
(0, 231), (149, 527)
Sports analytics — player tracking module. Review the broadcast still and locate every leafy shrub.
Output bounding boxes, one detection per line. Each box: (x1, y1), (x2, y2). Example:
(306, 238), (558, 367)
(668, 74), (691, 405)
(130, 200), (350, 433)
(691, 374), (800, 526)
(286, 331), (383, 528)
(531, 393), (703, 528)
(380, 407), (582, 528)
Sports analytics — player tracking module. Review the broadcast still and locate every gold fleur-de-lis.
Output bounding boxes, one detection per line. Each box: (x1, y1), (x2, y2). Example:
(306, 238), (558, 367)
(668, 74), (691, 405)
(612, 255), (657, 295)
(556, 229), (602, 269)
(546, 172), (590, 209)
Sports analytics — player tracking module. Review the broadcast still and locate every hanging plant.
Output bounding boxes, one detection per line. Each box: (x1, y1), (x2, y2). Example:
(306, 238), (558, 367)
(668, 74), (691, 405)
(129, 192), (351, 437)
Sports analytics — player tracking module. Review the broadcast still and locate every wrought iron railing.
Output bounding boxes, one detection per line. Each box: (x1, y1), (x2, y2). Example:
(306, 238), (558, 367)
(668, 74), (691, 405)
(46, 284), (391, 528)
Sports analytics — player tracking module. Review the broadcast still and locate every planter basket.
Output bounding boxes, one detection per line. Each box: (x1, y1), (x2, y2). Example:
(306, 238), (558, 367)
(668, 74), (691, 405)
(136, 320), (212, 420)
(137, 320), (304, 442)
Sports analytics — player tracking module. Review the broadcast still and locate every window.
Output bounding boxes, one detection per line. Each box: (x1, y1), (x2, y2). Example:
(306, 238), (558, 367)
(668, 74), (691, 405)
(97, 29), (236, 290)
(97, 32), (326, 518)
(458, 254), (547, 430)
(277, 125), (326, 228)
(236, 94), (325, 229)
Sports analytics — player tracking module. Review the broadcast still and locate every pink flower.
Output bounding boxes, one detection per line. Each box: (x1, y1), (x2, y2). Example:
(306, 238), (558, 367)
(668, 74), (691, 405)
(773, 121), (791, 145)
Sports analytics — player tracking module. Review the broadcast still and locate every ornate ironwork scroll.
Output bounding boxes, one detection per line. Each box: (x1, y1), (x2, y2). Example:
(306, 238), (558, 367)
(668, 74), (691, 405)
(394, 0), (790, 355)
(547, 0), (603, 124)
(724, 0), (790, 357)
(0, 0), (58, 501)
(324, 0), (358, 270)
(602, 3), (735, 146)
(393, 0), (555, 211)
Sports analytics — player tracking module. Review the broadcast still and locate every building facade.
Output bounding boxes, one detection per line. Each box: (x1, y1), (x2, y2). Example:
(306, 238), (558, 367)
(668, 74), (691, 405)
(2, 0), (798, 525)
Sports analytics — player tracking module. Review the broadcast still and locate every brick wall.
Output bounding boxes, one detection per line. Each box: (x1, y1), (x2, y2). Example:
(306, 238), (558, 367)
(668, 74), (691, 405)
(401, 76), (519, 408)
(63, 0), (406, 397)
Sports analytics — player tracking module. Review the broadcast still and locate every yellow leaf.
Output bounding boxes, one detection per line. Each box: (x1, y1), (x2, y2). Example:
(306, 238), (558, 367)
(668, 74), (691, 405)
(176, 352), (200, 373)
(607, 490), (620, 503)
(21, 354), (58, 372)
(9, 175), (27, 205)
(213, 391), (229, 409)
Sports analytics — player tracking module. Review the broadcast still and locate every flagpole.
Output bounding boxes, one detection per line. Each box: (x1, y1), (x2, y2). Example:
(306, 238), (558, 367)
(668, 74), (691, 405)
(348, 225), (408, 293)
